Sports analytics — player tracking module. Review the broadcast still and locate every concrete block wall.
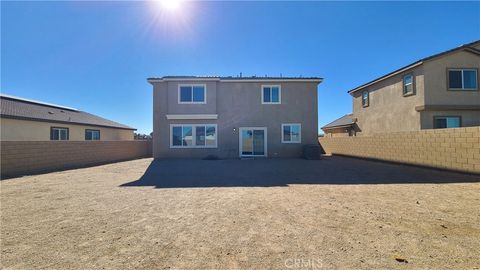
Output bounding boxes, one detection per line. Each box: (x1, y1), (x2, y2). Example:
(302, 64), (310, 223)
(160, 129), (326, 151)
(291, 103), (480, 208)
(319, 126), (480, 174)
(1, 140), (152, 178)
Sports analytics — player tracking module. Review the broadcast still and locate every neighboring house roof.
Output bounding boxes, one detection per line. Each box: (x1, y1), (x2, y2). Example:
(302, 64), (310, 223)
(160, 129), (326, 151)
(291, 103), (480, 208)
(147, 75), (323, 83)
(348, 40), (480, 94)
(321, 114), (356, 130)
(0, 94), (135, 130)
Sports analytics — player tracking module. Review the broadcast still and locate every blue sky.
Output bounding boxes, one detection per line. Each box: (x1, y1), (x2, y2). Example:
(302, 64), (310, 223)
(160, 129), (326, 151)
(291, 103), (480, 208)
(2, 1), (479, 134)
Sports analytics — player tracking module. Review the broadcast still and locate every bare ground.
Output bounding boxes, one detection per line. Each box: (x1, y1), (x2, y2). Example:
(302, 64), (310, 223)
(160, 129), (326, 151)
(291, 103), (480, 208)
(1, 157), (480, 269)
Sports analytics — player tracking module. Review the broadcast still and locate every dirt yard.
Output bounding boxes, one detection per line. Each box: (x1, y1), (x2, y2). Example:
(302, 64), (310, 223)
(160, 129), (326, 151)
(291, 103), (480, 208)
(1, 157), (479, 269)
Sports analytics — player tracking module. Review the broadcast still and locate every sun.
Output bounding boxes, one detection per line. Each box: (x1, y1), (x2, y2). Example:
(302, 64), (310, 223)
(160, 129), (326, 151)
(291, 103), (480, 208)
(158, 0), (182, 11)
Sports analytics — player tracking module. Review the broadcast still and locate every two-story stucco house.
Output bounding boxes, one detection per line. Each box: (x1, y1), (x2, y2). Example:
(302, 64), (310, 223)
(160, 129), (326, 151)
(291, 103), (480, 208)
(148, 76), (322, 159)
(322, 40), (480, 136)
(0, 94), (135, 141)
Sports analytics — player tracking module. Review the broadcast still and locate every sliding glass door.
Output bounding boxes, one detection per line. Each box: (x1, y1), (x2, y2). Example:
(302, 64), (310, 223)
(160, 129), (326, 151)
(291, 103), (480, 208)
(239, 127), (267, 157)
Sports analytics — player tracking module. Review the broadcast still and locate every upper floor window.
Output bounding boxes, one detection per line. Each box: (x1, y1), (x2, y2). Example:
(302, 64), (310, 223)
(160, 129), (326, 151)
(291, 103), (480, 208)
(362, 91), (369, 107)
(50, 127), (69, 140)
(179, 85), (206, 104)
(434, 116), (461, 129)
(262, 85), (281, 104)
(448, 69), (478, 90)
(85, 129), (100, 140)
(403, 74), (414, 96)
(282, 124), (301, 143)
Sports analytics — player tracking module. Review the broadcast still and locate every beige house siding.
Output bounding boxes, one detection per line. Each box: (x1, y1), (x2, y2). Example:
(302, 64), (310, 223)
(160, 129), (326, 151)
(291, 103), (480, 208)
(352, 65), (425, 135)
(1, 118), (134, 141)
(423, 50), (480, 106)
(420, 49), (480, 129)
(351, 46), (480, 135)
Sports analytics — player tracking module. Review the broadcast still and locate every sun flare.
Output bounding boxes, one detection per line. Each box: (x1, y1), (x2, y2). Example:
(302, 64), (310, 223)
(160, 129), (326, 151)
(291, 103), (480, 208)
(158, 0), (182, 11)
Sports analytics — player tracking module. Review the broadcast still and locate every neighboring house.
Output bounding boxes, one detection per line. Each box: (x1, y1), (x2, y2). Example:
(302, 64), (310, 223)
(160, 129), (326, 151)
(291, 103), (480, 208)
(0, 94), (135, 141)
(323, 40), (480, 136)
(148, 76), (322, 158)
(321, 114), (358, 137)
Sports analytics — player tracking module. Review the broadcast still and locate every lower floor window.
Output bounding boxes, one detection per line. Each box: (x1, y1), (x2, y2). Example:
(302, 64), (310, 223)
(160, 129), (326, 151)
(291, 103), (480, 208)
(171, 124), (217, 148)
(434, 116), (461, 129)
(50, 127), (69, 140)
(85, 129), (100, 140)
(282, 124), (301, 143)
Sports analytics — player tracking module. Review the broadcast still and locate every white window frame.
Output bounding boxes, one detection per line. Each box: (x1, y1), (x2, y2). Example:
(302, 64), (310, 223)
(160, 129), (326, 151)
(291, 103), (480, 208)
(403, 73), (414, 96)
(281, 123), (302, 143)
(448, 68), (478, 91)
(51, 127), (69, 141)
(362, 90), (369, 107)
(85, 129), (100, 140)
(178, 84), (207, 104)
(433, 116), (461, 129)
(261, 85), (281, 104)
(169, 124), (217, 148)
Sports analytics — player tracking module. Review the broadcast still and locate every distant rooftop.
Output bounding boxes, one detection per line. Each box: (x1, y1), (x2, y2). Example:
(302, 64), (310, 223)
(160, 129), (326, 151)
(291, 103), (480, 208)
(147, 75), (323, 82)
(0, 94), (135, 130)
(321, 114), (356, 130)
(1, 94), (79, 111)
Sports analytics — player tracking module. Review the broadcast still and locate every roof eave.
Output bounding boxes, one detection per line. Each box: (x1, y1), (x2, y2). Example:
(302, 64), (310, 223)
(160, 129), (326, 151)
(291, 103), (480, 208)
(147, 78), (221, 83)
(348, 40), (480, 95)
(348, 61), (423, 94)
(221, 78), (323, 83)
(321, 123), (355, 130)
(147, 77), (323, 84)
(0, 114), (137, 131)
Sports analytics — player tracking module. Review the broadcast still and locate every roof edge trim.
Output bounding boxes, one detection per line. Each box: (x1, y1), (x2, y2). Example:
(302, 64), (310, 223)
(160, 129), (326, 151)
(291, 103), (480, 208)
(0, 115), (137, 130)
(0, 94), (79, 111)
(348, 61), (423, 94)
(348, 40), (480, 94)
(148, 78), (322, 83)
(321, 123), (355, 130)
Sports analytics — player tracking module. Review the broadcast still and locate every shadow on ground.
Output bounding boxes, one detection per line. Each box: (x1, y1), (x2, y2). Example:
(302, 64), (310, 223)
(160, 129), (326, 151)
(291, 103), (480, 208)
(120, 156), (480, 188)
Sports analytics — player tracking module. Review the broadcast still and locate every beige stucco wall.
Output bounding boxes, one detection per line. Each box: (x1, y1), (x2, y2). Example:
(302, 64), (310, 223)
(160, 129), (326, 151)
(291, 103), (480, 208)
(152, 80), (319, 159)
(352, 65), (425, 135)
(423, 50), (480, 106)
(1, 118), (134, 141)
(420, 48), (480, 128)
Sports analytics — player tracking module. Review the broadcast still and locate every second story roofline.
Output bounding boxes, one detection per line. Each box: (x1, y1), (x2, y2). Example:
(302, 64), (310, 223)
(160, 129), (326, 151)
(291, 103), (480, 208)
(147, 75), (323, 84)
(348, 40), (480, 95)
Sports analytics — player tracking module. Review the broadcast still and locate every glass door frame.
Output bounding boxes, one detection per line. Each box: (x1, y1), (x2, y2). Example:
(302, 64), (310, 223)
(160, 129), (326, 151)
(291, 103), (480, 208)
(238, 127), (268, 158)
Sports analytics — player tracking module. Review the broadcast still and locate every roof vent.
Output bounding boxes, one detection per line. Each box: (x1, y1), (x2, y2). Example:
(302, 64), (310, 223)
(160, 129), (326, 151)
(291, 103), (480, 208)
(48, 111), (54, 114)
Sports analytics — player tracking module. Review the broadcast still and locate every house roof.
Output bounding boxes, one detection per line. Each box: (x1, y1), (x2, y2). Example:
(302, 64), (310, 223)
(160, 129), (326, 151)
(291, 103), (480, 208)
(348, 40), (480, 94)
(0, 94), (136, 130)
(321, 114), (356, 130)
(147, 75), (323, 83)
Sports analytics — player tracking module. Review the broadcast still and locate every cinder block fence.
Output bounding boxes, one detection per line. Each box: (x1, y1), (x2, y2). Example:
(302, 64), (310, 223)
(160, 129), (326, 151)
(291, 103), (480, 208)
(1, 140), (152, 178)
(319, 126), (480, 174)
